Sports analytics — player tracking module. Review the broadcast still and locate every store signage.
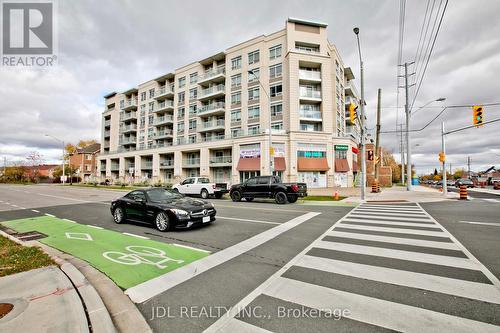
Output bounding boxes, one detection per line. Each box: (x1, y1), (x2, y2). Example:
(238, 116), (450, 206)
(303, 151), (324, 158)
(334, 145), (349, 151)
(240, 148), (261, 158)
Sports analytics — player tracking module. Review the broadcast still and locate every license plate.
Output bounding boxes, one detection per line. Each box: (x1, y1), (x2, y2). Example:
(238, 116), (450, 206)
(202, 216), (210, 223)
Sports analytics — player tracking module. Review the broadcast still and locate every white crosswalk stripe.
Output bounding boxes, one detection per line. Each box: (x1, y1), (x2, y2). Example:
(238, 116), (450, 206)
(483, 198), (500, 203)
(205, 203), (500, 333)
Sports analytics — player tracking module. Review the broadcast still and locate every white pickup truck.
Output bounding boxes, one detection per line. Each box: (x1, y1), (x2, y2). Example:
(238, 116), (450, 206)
(172, 177), (228, 199)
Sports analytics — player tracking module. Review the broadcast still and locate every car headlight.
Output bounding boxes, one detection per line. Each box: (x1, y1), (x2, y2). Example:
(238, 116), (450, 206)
(171, 209), (189, 217)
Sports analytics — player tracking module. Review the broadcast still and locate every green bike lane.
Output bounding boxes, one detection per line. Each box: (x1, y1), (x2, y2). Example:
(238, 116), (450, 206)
(1, 215), (209, 289)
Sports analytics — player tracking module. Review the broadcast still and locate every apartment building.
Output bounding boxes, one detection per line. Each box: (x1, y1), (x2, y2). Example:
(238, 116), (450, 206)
(69, 143), (100, 181)
(98, 18), (359, 188)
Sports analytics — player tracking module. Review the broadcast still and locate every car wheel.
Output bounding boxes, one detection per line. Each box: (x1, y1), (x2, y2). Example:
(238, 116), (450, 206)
(231, 191), (242, 202)
(201, 189), (209, 199)
(155, 211), (171, 232)
(113, 207), (126, 224)
(287, 195), (298, 203)
(245, 197), (254, 202)
(172, 188), (179, 193)
(275, 192), (288, 204)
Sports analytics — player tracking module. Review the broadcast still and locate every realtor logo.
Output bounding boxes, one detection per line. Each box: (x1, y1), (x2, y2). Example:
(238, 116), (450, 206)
(1, 1), (57, 66)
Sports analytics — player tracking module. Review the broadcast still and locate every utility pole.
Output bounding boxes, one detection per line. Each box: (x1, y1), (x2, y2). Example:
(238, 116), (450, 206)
(400, 123), (405, 184)
(398, 62), (415, 190)
(354, 27), (367, 200)
(467, 156), (471, 179)
(374, 89), (382, 180)
(441, 122), (447, 195)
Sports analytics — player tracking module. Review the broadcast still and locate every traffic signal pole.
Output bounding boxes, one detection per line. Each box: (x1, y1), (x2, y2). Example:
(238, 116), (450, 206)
(441, 122), (447, 195)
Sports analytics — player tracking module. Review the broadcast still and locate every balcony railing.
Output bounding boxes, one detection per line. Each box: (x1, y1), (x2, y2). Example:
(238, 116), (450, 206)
(299, 110), (322, 119)
(197, 102), (225, 116)
(156, 100), (174, 112)
(120, 111), (137, 121)
(141, 161), (153, 169)
(183, 158), (200, 166)
(198, 67), (225, 83)
(202, 119), (225, 129)
(104, 130), (110, 137)
(201, 134), (225, 142)
(299, 90), (321, 99)
(110, 165), (119, 171)
(210, 156), (232, 164)
(154, 115), (174, 125)
(155, 84), (174, 98)
(120, 124), (137, 133)
(119, 137), (137, 145)
(122, 99), (138, 110)
(299, 70), (321, 81)
(200, 84), (225, 98)
(295, 46), (320, 54)
(160, 160), (174, 167)
(154, 130), (173, 138)
(104, 120), (111, 127)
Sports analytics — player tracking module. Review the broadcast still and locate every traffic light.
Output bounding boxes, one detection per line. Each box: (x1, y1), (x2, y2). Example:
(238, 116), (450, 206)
(367, 150), (374, 161)
(349, 103), (358, 124)
(439, 152), (445, 163)
(473, 105), (483, 126)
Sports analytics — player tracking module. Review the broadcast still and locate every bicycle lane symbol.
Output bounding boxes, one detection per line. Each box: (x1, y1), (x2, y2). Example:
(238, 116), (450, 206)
(103, 246), (184, 269)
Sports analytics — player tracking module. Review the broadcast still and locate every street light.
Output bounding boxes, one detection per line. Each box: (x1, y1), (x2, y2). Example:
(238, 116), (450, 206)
(353, 27), (366, 200)
(248, 69), (273, 176)
(45, 134), (65, 185)
(406, 97), (446, 191)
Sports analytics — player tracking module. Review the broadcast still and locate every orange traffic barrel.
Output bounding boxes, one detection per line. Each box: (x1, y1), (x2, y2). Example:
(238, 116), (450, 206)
(459, 185), (468, 200)
(371, 180), (378, 193)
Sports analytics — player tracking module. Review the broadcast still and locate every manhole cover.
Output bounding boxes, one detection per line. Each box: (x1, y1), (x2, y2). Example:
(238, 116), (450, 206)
(0, 303), (14, 319)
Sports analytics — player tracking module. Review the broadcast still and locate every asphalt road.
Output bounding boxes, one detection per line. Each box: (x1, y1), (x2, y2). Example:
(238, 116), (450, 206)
(1, 184), (500, 332)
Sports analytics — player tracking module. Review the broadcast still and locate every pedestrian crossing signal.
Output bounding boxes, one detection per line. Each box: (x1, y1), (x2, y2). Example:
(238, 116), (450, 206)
(349, 103), (358, 124)
(473, 105), (483, 126)
(439, 152), (445, 163)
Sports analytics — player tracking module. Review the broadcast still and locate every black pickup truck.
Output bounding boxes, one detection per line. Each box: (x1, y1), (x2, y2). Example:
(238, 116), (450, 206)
(229, 176), (307, 204)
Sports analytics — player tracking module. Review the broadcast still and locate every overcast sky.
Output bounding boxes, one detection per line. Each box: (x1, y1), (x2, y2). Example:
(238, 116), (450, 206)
(1, 0), (499, 174)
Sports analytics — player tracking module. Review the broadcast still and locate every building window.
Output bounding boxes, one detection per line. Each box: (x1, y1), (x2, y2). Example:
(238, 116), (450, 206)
(177, 107), (185, 119)
(85, 154), (92, 161)
(248, 125), (260, 135)
(148, 115), (153, 124)
(177, 122), (185, 132)
(140, 92), (146, 101)
(269, 63), (282, 79)
(189, 88), (197, 100)
(149, 89), (155, 98)
(240, 171), (260, 182)
(248, 106), (260, 119)
(140, 104), (146, 113)
(248, 68), (260, 82)
(248, 50), (260, 65)
(231, 127), (242, 137)
(188, 104), (197, 116)
(300, 123), (322, 132)
(271, 103), (283, 117)
(335, 150), (347, 159)
(231, 92), (241, 104)
(231, 74), (241, 88)
(269, 44), (282, 60)
(188, 135), (196, 143)
(270, 84), (282, 97)
(140, 116), (146, 128)
(178, 92), (185, 103)
(231, 56), (242, 70)
(271, 121), (283, 131)
(248, 87), (260, 101)
(189, 119), (197, 130)
(189, 72), (198, 84)
(178, 76), (186, 88)
(231, 109), (241, 122)
(120, 100), (124, 109)
(149, 102), (154, 112)
(295, 42), (320, 53)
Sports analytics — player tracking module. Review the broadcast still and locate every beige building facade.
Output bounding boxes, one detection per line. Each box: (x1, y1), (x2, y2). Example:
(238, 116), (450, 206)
(98, 18), (359, 189)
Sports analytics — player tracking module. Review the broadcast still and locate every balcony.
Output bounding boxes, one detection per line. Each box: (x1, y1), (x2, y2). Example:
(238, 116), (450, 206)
(104, 120), (111, 127)
(299, 70), (321, 82)
(125, 164), (135, 170)
(199, 84), (225, 101)
(119, 137), (137, 145)
(120, 111), (137, 121)
(160, 160), (174, 169)
(299, 89), (322, 102)
(183, 158), (200, 168)
(155, 100), (174, 113)
(199, 119), (225, 132)
(197, 102), (225, 117)
(153, 115), (174, 126)
(154, 84), (174, 100)
(104, 130), (110, 137)
(210, 156), (232, 166)
(110, 164), (119, 171)
(120, 124), (137, 133)
(141, 161), (153, 170)
(197, 67), (225, 86)
(299, 110), (322, 122)
(201, 134), (225, 142)
(156, 141), (173, 148)
(153, 129), (173, 140)
(345, 82), (359, 98)
(122, 99), (138, 111)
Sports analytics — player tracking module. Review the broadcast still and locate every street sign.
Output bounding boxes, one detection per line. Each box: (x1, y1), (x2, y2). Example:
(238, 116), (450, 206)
(270, 147), (275, 157)
(61, 175), (67, 182)
(334, 145), (349, 151)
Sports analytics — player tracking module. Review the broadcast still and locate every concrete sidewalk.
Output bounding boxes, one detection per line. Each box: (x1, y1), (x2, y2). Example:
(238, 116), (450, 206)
(342, 185), (459, 203)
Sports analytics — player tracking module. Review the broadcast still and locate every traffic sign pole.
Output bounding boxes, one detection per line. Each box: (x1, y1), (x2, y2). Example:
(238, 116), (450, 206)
(441, 122), (447, 196)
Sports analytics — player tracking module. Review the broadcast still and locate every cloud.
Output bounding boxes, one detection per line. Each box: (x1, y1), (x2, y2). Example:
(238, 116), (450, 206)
(0, 0), (499, 174)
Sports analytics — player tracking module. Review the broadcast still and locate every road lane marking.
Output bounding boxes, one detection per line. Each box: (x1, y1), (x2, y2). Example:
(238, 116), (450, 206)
(294, 255), (500, 304)
(45, 213), (55, 217)
(172, 243), (211, 253)
(458, 221), (500, 227)
(31, 209), (40, 213)
(342, 218), (439, 228)
(88, 225), (103, 229)
(262, 277), (500, 333)
(348, 214), (432, 222)
(483, 198), (500, 203)
(125, 211), (321, 303)
(123, 232), (149, 240)
(216, 216), (281, 225)
(63, 218), (77, 223)
(332, 223), (448, 237)
(214, 204), (310, 213)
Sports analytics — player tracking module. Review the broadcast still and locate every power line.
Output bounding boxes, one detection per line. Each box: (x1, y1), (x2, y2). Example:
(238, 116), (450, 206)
(410, 0), (449, 111)
(413, 0), (432, 71)
(414, 0), (439, 82)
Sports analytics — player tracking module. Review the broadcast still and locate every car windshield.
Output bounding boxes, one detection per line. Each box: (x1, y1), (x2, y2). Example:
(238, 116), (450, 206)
(146, 188), (183, 202)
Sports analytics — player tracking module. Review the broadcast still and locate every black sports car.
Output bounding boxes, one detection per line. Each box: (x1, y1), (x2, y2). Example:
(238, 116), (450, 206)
(110, 188), (216, 231)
